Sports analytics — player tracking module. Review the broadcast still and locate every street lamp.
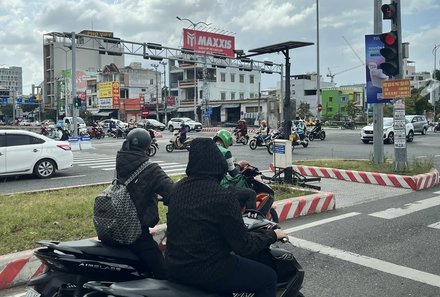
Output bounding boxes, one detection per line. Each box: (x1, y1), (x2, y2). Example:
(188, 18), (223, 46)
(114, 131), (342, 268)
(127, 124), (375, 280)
(159, 61), (168, 123)
(176, 16), (211, 121)
(152, 64), (160, 121)
(432, 44), (440, 121)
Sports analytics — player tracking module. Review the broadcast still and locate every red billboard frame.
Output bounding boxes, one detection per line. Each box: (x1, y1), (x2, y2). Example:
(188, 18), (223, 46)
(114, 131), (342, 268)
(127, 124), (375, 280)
(183, 29), (235, 58)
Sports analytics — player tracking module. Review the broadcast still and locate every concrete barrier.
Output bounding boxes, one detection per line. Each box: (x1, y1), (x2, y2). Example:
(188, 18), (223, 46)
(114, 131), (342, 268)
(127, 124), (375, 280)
(68, 137), (80, 151)
(79, 136), (92, 150)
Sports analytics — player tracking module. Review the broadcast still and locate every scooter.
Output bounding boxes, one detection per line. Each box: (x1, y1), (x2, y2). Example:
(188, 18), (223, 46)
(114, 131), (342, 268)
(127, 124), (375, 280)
(266, 130), (308, 155)
(249, 131), (271, 150)
(82, 212), (305, 297)
(166, 132), (193, 152)
(147, 138), (158, 157)
(434, 122), (440, 133)
(307, 126), (326, 141)
(233, 128), (249, 145)
(89, 126), (105, 139)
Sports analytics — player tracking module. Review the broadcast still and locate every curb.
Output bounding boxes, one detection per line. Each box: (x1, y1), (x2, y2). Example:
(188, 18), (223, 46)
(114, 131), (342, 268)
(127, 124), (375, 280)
(0, 191), (335, 290)
(201, 127), (259, 134)
(293, 165), (439, 191)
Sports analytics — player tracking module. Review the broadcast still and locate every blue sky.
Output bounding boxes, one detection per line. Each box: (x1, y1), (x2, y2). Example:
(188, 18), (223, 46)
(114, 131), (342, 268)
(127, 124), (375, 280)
(1, 0), (439, 94)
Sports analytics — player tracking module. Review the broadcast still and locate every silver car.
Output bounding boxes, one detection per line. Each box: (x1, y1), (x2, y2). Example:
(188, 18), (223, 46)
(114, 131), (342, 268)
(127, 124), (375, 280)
(405, 115), (429, 135)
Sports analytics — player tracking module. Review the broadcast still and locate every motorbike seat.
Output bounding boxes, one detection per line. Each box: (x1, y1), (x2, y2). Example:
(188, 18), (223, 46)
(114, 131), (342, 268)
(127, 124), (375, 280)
(49, 239), (139, 261)
(102, 278), (224, 297)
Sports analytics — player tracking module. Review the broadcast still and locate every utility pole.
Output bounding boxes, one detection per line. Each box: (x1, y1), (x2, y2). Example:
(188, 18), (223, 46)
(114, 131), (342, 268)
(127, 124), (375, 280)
(160, 61), (167, 123)
(316, 0), (321, 121)
(71, 32), (78, 138)
(152, 64), (159, 121)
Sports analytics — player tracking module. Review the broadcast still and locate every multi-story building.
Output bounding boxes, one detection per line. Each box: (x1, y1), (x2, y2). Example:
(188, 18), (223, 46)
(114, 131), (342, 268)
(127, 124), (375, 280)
(321, 87), (364, 120)
(42, 30), (124, 117)
(0, 66), (22, 98)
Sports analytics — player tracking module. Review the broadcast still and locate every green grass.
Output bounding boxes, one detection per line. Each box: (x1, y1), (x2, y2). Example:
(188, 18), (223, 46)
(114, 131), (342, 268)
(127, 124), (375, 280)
(0, 176), (313, 255)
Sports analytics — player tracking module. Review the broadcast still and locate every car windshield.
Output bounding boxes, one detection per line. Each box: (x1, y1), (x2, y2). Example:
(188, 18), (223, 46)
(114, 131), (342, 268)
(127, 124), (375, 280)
(149, 120), (162, 124)
(383, 118), (394, 126)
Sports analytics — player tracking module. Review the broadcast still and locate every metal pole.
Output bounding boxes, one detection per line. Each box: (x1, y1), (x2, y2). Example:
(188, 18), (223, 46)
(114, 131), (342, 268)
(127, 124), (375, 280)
(71, 32), (78, 138)
(433, 45), (438, 122)
(160, 61), (168, 123)
(316, 0), (321, 121)
(373, 0), (384, 164)
(152, 64), (159, 121)
(194, 25), (198, 122)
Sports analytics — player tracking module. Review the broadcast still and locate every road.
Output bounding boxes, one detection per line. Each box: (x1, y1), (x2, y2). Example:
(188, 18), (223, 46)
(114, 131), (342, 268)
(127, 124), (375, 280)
(2, 128), (440, 296)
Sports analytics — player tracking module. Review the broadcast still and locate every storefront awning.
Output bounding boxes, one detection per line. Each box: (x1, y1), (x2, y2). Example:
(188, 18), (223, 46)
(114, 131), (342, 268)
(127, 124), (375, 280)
(92, 111), (113, 116)
(177, 107), (196, 112)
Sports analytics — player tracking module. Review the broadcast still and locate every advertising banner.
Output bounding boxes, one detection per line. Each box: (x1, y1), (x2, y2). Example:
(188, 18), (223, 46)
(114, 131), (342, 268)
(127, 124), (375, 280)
(112, 81), (120, 108)
(183, 29), (235, 58)
(98, 82), (112, 98)
(166, 96), (176, 106)
(365, 34), (392, 104)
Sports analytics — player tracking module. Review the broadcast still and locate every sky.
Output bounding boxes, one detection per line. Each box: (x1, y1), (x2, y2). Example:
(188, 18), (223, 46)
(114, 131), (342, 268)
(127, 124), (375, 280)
(1, 0), (440, 95)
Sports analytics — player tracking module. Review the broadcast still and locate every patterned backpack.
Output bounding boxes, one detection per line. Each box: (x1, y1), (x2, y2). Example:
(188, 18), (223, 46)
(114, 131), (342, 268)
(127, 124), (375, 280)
(93, 161), (150, 245)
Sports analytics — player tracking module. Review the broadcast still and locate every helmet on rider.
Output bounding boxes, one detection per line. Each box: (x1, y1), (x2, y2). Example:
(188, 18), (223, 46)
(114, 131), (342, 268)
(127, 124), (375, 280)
(213, 129), (233, 149)
(123, 128), (151, 152)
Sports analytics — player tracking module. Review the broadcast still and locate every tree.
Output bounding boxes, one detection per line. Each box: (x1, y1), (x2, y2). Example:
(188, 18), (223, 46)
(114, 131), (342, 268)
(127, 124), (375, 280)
(0, 104), (13, 117)
(297, 101), (312, 119)
(346, 98), (361, 119)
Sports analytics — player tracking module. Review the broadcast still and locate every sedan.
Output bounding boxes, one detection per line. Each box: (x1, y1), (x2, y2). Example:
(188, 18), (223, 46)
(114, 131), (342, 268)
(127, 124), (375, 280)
(137, 119), (166, 131)
(0, 129), (73, 178)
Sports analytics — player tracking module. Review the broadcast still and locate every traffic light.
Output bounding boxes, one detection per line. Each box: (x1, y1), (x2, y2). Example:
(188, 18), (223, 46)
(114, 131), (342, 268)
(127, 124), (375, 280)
(379, 30), (399, 76)
(381, 2), (397, 20)
(74, 97), (81, 108)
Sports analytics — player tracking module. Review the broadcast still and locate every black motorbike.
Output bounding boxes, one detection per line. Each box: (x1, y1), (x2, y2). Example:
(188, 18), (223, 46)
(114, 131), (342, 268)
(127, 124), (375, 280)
(26, 213), (304, 297)
(434, 122), (440, 133)
(307, 126), (326, 141)
(249, 131), (271, 150)
(147, 138), (158, 157)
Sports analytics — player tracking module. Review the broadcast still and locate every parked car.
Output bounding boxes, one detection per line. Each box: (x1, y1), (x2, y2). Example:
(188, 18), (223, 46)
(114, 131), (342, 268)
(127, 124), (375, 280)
(0, 129), (73, 178)
(19, 119), (32, 126)
(99, 119), (128, 130)
(360, 117), (414, 144)
(137, 119), (166, 131)
(167, 117), (202, 132)
(405, 115), (429, 135)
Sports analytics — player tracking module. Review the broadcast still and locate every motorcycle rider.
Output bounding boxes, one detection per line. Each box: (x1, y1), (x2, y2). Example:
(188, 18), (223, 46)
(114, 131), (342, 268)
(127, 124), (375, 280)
(214, 130), (256, 210)
(177, 123), (187, 147)
(165, 137), (287, 297)
(112, 128), (174, 279)
(235, 119), (247, 142)
(257, 119), (269, 144)
(296, 119), (306, 140)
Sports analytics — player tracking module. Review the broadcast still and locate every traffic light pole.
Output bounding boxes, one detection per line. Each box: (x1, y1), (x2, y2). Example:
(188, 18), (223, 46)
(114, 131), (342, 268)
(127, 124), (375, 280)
(71, 32), (78, 138)
(373, 0), (384, 164)
(391, 0), (408, 171)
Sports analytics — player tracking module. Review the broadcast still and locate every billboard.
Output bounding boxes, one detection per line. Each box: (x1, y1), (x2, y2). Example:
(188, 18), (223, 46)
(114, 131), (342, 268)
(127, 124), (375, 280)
(365, 34), (392, 104)
(183, 29), (235, 58)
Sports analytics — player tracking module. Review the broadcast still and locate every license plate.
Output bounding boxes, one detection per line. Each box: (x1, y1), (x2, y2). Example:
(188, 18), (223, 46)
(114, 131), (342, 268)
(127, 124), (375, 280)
(25, 288), (41, 297)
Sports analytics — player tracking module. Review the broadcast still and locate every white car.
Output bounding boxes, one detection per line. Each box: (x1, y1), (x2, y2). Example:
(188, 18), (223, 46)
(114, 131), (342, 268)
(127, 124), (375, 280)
(0, 129), (73, 178)
(360, 117), (414, 144)
(167, 117), (202, 132)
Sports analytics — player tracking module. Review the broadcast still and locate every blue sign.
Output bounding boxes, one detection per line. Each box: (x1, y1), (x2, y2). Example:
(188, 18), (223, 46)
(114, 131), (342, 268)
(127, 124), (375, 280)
(28, 98), (33, 104)
(1, 97), (7, 105)
(273, 144), (285, 154)
(207, 106), (213, 114)
(16, 98), (23, 105)
(365, 34), (393, 104)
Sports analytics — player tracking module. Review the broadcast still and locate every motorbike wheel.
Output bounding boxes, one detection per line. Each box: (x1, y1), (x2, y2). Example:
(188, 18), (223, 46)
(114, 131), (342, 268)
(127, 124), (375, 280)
(267, 143), (274, 155)
(268, 208), (279, 223)
(320, 131), (326, 140)
(249, 139), (257, 150)
(166, 144), (174, 153)
(308, 133), (315, 141)
(302, 140), (309, 148)
(148, 145), (157, 157)
(242, 137), (249, 145)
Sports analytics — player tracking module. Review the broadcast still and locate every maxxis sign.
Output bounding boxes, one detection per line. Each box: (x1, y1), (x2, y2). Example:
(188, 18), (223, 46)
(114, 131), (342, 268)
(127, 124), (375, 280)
(183, 29), (235, 58)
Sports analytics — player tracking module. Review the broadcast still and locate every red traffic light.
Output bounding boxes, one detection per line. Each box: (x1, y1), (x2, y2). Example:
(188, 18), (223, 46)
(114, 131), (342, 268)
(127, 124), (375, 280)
(381, 33), (396, 46)
(381, 3), (396, 20)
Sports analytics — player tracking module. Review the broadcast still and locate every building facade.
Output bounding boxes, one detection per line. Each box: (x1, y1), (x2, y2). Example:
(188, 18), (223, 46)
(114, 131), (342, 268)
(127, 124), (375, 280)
(321, 87), (364, 120)
(0, 66), (23, 98)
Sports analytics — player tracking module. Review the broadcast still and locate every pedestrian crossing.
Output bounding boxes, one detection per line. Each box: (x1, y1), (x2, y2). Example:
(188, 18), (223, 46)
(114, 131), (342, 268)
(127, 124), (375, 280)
(73, 152), (187, 175)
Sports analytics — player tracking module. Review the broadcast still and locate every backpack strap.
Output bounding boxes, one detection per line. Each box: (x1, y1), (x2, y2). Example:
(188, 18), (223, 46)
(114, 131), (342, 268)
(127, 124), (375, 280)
(124, 161), (151, 186)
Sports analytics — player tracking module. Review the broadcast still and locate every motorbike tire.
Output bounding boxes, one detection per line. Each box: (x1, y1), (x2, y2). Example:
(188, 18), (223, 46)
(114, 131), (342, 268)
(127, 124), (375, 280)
(148, 145), (157, 157)
(267, 143), (274, 155)
(242, 137), (249, 145)
(166, 144), (174, 153)
(308, 133), (315, 141)
(249, 139), (257, 150)
(320, 131), (326, 140)
(269, 208), (279, 223)
(302, 140), (309, 148)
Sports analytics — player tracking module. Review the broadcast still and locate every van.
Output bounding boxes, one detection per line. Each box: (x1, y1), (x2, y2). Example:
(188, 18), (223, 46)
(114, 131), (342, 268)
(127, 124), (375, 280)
(60, 117), (87, 135)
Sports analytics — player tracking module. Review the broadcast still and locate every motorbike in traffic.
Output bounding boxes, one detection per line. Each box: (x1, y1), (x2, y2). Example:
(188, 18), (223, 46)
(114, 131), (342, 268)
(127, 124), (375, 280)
(249, 131), (271, 150)
(307, 125), (326, 141)
(80, 212), (304, 297)
(434, 122), (440, 133)
(233, 128), (249, 145)
(147, 138), (158, 157)
(267, 130), (308, 155)
(165, 132), (193, 152)
(89, 126), (105, 139)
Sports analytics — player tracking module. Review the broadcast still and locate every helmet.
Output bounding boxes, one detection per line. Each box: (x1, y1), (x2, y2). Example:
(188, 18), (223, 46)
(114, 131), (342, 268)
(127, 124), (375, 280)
(261, 120), (267, 125)
(213, 129), (233, 148)
(125, 128), (151, 151)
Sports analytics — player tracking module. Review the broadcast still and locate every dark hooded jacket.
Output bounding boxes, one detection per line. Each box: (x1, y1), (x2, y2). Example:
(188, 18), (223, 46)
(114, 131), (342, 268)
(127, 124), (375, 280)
(165, 138), (277, 287)
(116, 144), (173, 229)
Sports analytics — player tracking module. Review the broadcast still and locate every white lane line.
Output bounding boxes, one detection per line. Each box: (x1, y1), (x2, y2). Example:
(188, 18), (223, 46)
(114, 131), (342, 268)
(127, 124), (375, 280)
(90, 164), (118, 168)
(288, 236), (440, 288)
(51, 175), (86, 180)
(163, 168), (186, 172)
(102, 167), (116, 171)
(369, 195), (440, 219)
(283, 212), (361, 233)
(427, 221), (440, 229)
(73, 159), (115, 164)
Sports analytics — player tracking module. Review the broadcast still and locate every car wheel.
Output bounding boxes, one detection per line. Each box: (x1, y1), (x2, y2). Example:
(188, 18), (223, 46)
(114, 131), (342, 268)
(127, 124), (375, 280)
(422, 127), (427, 135)
(168, 125), (174, 132)
(407, 130), (414, 142)
(362, 139), (370, 144)
(166, 144), (174, 152)
(386, 132), (394, 144)
(249, 139), (257, 150)
(34, 159), (56, 178)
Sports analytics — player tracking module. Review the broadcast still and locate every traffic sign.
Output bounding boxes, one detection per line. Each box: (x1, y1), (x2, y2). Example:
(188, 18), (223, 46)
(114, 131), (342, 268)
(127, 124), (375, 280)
(1, 97), (7, 105)
(16, 98), (22, 105)
(382, 79), (410, 99)
(142, 109), (149, 117)
(317, 103), (322, 112)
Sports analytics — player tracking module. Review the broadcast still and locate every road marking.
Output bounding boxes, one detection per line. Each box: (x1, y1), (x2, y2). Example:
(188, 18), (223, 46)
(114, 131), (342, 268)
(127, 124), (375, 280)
(51, 175), (86, 180)
(369, 195), (440, 219)
(288, 236), (440, 288)
(427, 221), (440, 229)
(283, 212), (361, 233)
(73, 159), (115, 164)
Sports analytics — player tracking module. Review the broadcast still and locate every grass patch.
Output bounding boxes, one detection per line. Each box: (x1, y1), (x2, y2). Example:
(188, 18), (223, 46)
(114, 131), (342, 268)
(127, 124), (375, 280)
(0, 175), (312, 255)
(295, 157), (434, 175)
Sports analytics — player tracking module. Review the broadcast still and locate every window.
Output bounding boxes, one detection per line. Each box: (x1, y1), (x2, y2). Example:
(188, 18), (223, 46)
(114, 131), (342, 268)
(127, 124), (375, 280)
(304, 89), (317, 96)
(246, 106), (261, 112)
(0, 135), (5, 147)
(340, 96), (347, 102)
(239, 92), (244, 99)
(141, 88), (146, 91)
(7, 134), (43, 146)
(329, 97), (333, 102)
(250, 93), (255, 98)
(231, 92), (235, 100)
(230, 73), (235, 82)
(221, 73), (226, 82)
(221, 92), (226, 100)
(250, 75), (254, 84)
(239, 74), (244, 83)
(150, 79), (154, 85)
